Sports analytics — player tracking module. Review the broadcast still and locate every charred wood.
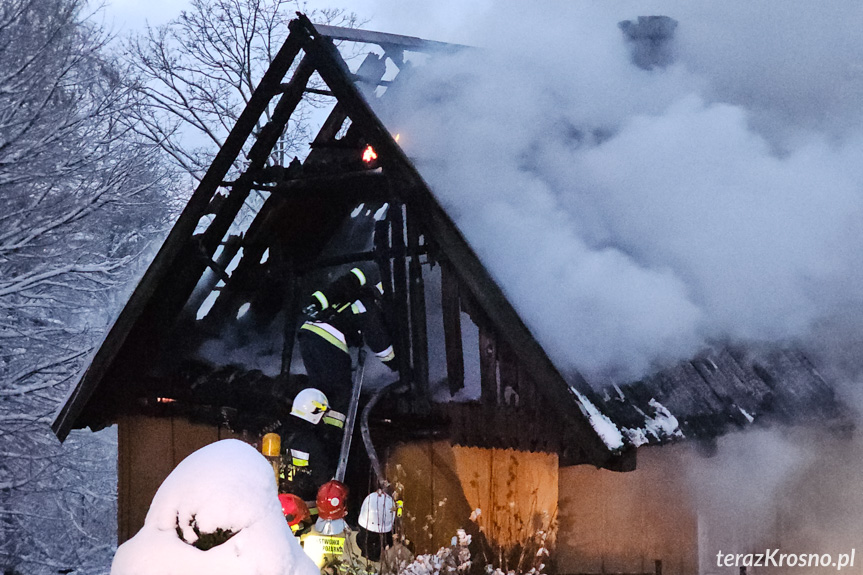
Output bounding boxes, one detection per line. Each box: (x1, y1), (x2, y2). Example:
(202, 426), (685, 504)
(441, 261), (464, 395)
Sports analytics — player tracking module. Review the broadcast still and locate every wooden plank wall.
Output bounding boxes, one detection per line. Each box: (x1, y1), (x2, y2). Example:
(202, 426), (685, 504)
(556, 445), (698, 575)
(386, 441), (558, 555)
(117, 415), (246, 543)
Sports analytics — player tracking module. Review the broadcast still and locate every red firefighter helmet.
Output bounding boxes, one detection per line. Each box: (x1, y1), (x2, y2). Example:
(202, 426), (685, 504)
(316, 480), (349, 520)
(278, 493), (310, 532)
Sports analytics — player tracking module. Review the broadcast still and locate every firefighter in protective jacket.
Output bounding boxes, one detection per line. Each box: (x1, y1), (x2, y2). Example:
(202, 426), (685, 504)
(279, 388), (338, 522)
(298, 264), (396, 415)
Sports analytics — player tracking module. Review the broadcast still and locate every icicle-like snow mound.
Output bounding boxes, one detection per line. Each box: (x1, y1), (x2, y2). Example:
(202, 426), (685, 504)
(572, 389), (625, 450)
(111, 439), (319, 575)
(623, 399), (684, 447)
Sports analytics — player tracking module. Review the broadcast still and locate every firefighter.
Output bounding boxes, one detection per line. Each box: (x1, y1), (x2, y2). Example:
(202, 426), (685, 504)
(279, 493), (312, 535)
(356, 490), (397, 561)
(314, 479), (350, 535)
(298, 264), (397, 416)
(301, 480), (351, 568)
(279, 388), (340, 520)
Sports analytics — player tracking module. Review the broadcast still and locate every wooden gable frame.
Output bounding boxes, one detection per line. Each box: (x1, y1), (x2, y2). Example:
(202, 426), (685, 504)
(52, 15), (618, 467)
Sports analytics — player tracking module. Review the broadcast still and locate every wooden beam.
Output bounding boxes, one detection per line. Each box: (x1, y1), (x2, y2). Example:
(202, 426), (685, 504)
(198, 56), (316, 255)
(440, 261), (464, 395)
(498, 339), (519, 406)
(518, 360), (537, 409)
(309, 102), (349, 152)
(52, 30), (307, 441)
(479, 324), (498, 406)
(389, 199), (412, 392)
(407, 204), (429, 404)
(314, 23), (468, 53)
(445, 403), (563, 454)
(353, 52), (388, 93)
(201, 196), (281, 324)
(302, 87), (334, 96)
(252, 170), (388, 198)
(372, 216), (398, 403)
(305, 53), (387, 165)
(184, 234), (242, 319)
(137, 57), (317, 346)
(280, 256), (299, 376)
(296, 14), (614, 464)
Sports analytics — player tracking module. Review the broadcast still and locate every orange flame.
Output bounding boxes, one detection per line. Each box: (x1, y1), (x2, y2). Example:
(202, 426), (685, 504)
(362, 144), (378, 163)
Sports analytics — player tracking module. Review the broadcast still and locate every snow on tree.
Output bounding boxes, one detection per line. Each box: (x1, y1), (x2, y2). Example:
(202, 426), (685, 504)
(0, 0), (171, 572)
(124, 0), (362, 182)
(111, 440), (319, 575)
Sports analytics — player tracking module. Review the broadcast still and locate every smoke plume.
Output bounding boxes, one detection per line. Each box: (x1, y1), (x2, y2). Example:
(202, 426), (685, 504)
(368, 0), (863, 382)
(353, 1), (863, 563)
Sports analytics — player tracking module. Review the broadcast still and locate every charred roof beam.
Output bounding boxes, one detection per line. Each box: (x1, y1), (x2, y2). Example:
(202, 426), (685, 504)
(302, 53), (388, 167)
(243, 170), (388, 197)
(294, 13), (615, 464)
(194, 241), (232, 284)
(51, 30), (309, 441)
(293, 247), (433, 277)
(165, 56), (317, 333)
(313, 23), (469, 54)
(302, 87), (334, 97)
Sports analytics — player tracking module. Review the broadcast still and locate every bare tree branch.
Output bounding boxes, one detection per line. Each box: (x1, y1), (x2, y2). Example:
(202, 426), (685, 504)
(123, 0), (361, 182)
(0, 0), (172, 572)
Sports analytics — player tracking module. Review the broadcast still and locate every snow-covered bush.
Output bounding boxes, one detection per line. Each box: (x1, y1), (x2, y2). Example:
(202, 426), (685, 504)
(476, 507), (553, 575)
(393, 523), (549, 575)
(111, 439), (319, 575)
(386, 459), (553, 575)
(392, 529), (471, 575)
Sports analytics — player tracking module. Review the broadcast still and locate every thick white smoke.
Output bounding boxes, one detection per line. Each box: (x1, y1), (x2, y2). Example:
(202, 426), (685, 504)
(368, 0), (863, 381)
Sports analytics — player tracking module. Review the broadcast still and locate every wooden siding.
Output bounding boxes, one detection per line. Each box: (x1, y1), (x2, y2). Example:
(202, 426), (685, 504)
(556, 445), (697, 575)
(116, 415), (245, 543)
(386, 441), (558, 554)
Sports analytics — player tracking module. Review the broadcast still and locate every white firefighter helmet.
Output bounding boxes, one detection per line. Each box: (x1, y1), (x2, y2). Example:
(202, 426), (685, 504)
(291, 388), (329, 425)
(358, 491), (396, 533)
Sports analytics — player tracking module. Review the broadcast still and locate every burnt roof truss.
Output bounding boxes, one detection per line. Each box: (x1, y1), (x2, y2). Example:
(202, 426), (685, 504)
(52, 15), (616, 467)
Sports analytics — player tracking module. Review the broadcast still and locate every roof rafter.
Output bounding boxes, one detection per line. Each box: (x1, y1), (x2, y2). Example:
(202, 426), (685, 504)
(52, 29), (309, 440)
(52, 15), (617, 467)
(293, 14), (614, 464)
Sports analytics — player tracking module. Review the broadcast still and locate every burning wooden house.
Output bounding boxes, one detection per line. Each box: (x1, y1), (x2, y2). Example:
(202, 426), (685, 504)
(53, 15), (852, 575)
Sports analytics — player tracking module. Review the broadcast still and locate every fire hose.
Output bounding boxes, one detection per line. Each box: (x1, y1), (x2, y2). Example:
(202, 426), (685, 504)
(360, 379), (406, 489)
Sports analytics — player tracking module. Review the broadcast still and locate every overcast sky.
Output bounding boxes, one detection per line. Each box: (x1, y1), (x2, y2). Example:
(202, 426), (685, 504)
(101, 0), (488, 39)
(102, 0), (185, 31)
